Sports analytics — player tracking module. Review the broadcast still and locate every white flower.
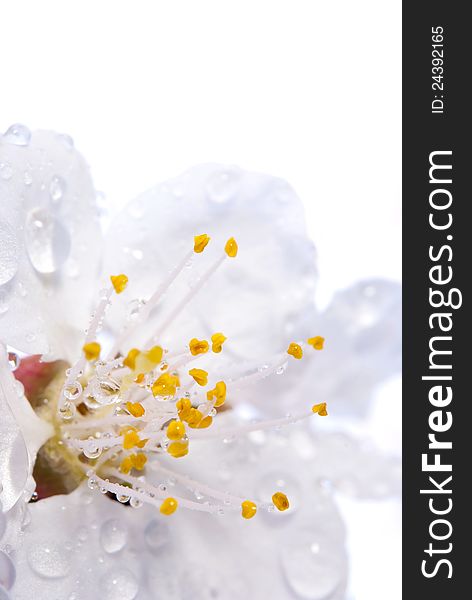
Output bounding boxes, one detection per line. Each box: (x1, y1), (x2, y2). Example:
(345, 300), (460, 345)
(0, 126), (400, 599)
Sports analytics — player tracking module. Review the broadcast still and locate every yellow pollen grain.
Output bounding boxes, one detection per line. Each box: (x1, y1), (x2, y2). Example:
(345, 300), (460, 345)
(176, 398), (192, 420)
(160, 497), (178, 515)
(185, 408), (203, 426)
(207, 381), (226, 407)
(166, 420), (186, 441)
(82, 341), (101, 361)
(211, 332), (227, 353)
(123, 430), (141, 450)
(188, 368), (208, 386)
(272, 492), (290, 511)
(167, 440), (189, 458)
(189, 338), (209, 356)
(126, 401), (145, 418)
(193, 415), (212, 429)
(241, 500), (257, 519)
(194, 234), (210, 253)
(124, 348), (140, 370)
(307, 336), (325, 350)
(130, 453), (147, 470)
(119, 456), (133, 474)
(152, 373), (180, 397)
(312, 402), (328, 416)
(134, 373), (145, 384)
(224, 237), (238, 258)
(287, 342), (303, 360)
(110, 273), (128, 294)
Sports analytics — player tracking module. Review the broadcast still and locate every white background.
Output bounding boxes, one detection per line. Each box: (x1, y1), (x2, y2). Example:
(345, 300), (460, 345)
(1, 1), (401, 598)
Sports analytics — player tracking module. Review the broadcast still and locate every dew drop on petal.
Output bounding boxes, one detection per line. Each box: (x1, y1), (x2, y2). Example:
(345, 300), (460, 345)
(25, 208), (71, 274)
(49, 175), (66, 204)
(100, 519), (128, 554)
(0, 551), (16, 590)
(0, 221), (19, 286)
(206, 168), (241, 204)
(27, 544), (70, 579)
(279, 535), (345, 600)
(0, 163), (13, 180)
(100, 568), (138, 600)
(144, 519), (170, 552)
(3, 124), (31, 146)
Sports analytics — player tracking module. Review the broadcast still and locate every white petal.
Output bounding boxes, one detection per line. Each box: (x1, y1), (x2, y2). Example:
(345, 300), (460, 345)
(9, 427), (347, 599)
(0, 128), (102, 361)
(102, 164), (317, 361)
(0, 343), (52, 511)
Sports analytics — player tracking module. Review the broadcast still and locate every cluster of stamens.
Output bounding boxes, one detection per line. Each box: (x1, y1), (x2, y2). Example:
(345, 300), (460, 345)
(55, 234), (327, 519)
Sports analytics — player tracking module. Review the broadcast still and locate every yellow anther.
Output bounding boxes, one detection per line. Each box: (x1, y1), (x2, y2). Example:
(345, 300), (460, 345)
(130, 452), (147, 471)
(272, 492), (290, 511)
(152, 373), (180, 397)
(287, 342), (303, 360)
(185, 408), (203, 426)
(190, 415), (212, 429)
(166, 420), (186, 441)
(211, 332), (227, 353)
(188, 368), (208, 386)
(241, 500), (257, 519)
(134, 373), (145, 384)
(110, 274), (128, 294)
(176, 398), (192, 420)
(126, 401), (145, 418)
(194, 234), (210, 253)
(189, 338), (209, 356)
(307, 336), (325, 350)
(135, 345), (164, 373)
(225, 237), (238, 258)
(123, 429), (141, 450)
(312, 402), (328, 416)
(82, 341), (101, 361)
(160, 497), (178, 516)
(119, 456), (133, 474)
(123, 348), (140, 370)
(207, 381), (227, 407)
(167, 440), (189, 458)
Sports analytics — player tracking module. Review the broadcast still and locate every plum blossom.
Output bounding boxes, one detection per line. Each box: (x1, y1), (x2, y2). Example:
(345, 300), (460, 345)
(0, 126), (400, 599)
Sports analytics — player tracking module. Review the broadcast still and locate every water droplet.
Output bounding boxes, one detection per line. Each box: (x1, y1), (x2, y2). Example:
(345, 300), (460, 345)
(64, 381), (82, 401)
(23, 171), (33, 186)
(0, 221), (19, 286)
(116, 493), (130, 504)
(276, 362), (288, 375)
(27, 544), (71, 579)
(3, 124), (31, 146)
(83, 437), (102, 459)
(100, 568), (138, 600)
(56, 133), (74, 149)
(144, 519), (170, 552)
(25, 208), (71, 274)
(0, 552), (15, 590)
(49, 175), (66, 204)
(206, 168), (241, 203)
(129, 496), (143, 509)
(0, 163), (13, 180)
(279, 535), (345, 599)
(100, 520), (128, 554)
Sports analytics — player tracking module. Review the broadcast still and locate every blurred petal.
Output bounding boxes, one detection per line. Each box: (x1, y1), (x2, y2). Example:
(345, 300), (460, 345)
(0, 344), (52, 511)
(102, 164), (317, 361)
(0, 128), (102, 360)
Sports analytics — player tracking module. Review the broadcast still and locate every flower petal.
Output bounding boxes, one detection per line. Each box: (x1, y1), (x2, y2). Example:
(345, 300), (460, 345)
(0, 343), (53, 511)
(0, 128), (102, 360)
(102, 164), (317, 361)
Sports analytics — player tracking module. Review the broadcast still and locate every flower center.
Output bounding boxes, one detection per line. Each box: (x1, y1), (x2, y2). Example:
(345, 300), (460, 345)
(17, 235), (327, 519)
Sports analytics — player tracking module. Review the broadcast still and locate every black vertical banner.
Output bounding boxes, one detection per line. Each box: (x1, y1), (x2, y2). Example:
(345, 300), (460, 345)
(403, 2), (470, 597)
